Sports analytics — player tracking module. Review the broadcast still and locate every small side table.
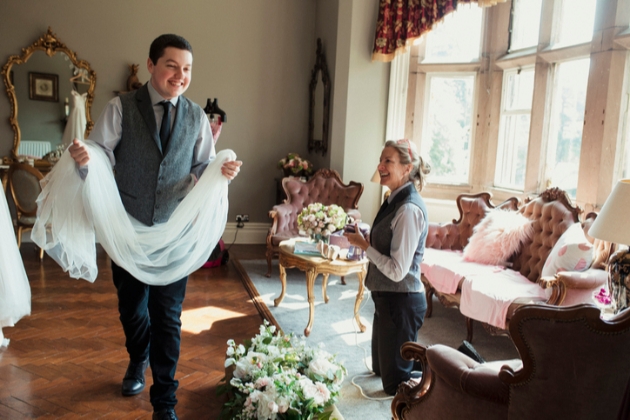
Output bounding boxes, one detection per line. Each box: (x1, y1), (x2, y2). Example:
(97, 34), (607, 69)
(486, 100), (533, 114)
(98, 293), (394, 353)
(276, 238), (368, 336)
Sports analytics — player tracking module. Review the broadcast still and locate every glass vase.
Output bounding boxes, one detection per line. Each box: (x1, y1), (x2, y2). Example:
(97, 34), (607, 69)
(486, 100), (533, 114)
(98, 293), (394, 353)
(310, 233), (330, 244)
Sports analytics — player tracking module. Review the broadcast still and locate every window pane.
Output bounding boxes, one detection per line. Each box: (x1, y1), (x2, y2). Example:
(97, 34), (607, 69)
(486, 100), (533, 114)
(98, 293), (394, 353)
(495, 68), (535, 190)
(547, 59), (590, 197)
(423, 75), (475, 185)
(621, 94), (630, 179)
(495, 115), (530, 189)
(424, 5), (482, 63)
(504, 68), (535, 111)
(510, 0), (542, 51)
(555, 0), (596, 47)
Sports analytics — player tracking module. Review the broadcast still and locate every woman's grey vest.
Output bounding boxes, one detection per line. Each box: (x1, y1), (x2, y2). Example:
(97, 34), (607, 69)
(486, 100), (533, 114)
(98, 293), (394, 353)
(365, 184), (428, 293)
(116, 84), (203, 226)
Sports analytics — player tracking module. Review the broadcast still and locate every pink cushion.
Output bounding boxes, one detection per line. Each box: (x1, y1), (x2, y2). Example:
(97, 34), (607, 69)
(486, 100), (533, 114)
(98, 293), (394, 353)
(422, 248), (508, 294)
(541, 223), (593, 277)
(463, 209), (534, 266)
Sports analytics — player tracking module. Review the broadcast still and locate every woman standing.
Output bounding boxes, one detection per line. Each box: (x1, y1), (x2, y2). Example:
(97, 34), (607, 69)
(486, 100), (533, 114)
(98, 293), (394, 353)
(345, 139), (430, 395)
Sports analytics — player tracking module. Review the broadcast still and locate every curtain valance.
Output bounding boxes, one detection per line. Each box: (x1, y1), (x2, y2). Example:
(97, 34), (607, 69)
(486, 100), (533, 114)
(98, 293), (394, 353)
(372, 0), (506, 63)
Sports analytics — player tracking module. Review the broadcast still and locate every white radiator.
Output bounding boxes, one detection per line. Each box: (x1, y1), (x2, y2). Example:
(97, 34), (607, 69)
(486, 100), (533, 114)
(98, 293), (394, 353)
(18, 141), (52, 158)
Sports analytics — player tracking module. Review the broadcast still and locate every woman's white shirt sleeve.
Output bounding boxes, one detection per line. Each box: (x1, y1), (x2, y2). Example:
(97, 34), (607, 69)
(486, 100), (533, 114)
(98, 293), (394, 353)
(365, 203), (426, 282)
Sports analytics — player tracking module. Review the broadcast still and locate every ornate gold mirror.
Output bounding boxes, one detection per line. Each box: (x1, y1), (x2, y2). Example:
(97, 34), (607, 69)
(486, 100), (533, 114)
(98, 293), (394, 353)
(1, 27), (96, 161)
(308, 38), (331, 156)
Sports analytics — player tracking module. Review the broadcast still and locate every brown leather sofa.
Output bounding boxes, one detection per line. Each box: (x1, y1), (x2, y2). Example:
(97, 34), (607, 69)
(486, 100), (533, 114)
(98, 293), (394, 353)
(391, 304), (630, 420)
(265, 168), (363, 277)
(421, 187), (612, 341)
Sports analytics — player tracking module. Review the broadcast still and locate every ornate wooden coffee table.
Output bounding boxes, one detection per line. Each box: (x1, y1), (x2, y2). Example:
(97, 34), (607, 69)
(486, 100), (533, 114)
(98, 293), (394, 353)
(276, 239), (368, 336)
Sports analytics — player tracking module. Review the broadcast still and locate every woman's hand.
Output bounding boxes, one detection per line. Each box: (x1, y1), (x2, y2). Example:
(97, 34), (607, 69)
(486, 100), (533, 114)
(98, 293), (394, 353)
(343, 223), (370, 251)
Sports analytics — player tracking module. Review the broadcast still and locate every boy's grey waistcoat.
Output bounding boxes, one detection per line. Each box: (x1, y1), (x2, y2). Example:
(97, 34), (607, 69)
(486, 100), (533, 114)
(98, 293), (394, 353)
(116, 84), (203, 226)
(365, 183), (428, 293)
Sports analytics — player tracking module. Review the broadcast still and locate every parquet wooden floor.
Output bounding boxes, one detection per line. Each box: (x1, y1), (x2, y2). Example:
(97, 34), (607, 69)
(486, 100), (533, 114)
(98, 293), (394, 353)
(0, 243), (268, 419)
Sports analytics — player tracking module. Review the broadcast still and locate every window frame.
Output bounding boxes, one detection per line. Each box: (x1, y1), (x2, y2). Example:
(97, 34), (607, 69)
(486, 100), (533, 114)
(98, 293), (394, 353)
(421, 71), (479, 187)
(400, 0), (630, 210)
(543, 56), (591, 197)
(494, 65), (535, 190)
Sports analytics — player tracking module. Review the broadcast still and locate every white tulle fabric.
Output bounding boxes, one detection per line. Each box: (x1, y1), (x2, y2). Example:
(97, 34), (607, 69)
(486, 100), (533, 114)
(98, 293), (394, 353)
(32, 140), (233, 286)
(0, 185), (31, 333)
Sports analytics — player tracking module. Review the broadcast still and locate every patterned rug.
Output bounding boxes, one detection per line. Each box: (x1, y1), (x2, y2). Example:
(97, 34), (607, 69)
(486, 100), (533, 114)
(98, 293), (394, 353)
(235, 259), (519, 420)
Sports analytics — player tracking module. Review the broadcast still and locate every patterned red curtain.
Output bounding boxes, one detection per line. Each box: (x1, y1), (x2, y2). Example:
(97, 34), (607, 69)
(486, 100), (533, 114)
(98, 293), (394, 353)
(372, 0), (506, 62)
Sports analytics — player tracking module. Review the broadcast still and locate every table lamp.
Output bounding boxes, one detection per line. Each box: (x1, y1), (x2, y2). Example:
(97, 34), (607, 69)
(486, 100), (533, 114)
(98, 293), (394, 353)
(589, 179), (630, 314)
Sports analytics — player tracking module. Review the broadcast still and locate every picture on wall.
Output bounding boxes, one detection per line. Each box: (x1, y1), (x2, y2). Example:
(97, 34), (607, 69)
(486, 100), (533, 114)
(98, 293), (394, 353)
(29, 72), (58, 102)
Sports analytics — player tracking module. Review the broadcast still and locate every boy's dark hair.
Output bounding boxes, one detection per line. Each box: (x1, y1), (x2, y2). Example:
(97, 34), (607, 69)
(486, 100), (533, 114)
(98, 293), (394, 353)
(149, 34), (193, 64)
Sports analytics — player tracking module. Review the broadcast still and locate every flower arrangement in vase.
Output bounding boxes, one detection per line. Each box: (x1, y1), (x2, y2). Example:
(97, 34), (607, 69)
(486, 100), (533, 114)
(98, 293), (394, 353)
(297, 203), (348, 242)
(218, 321), (346, 420)
(277, 153), (314, 178)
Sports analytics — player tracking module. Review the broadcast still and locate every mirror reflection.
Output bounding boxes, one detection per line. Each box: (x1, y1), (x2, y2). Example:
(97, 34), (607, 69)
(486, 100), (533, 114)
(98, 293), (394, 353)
(14, 51), (91, 151)
(2, 27), (96, 163)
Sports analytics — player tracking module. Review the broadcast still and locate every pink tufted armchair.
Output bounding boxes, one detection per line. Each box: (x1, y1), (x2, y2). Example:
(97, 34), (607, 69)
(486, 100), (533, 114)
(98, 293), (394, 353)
(265, 168), (363, 277)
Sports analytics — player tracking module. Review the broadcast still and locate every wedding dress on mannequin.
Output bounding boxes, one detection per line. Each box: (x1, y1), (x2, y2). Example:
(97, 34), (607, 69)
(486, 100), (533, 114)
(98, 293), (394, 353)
(61, 89), (88, 145)
(0, 186), (31, 348)
(33, 141), (233, 286)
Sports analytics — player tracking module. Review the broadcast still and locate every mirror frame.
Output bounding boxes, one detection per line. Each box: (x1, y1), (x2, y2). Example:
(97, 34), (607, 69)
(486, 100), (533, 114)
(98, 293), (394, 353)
(1, 27), (96, 160)
(308, 38), (331, 156)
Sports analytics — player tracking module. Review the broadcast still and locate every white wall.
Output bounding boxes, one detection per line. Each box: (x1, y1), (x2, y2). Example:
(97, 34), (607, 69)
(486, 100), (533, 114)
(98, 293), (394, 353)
(310, 0), (339, 172)
(335, 0), (389, 225)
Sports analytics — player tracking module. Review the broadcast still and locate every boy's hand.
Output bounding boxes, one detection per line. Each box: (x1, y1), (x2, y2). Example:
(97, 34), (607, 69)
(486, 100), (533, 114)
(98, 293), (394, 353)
(68, 139), (90, 166)
(221, 160), (242, 180)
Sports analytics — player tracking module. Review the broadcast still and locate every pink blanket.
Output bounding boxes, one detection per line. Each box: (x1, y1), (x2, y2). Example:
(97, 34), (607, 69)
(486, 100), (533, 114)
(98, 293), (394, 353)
(460, 271), (547, 329)
(421, 248), (507, 294)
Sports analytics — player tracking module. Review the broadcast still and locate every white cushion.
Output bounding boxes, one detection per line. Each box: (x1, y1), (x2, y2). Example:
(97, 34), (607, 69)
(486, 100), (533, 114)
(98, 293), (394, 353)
(541, 223), (593, 277)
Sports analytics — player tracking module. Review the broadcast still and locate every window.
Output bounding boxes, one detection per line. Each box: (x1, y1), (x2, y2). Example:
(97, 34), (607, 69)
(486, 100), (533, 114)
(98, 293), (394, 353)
(424, 4), (483, 63)
(509, 0), (542, 51)
(545, 58), (590, 197)
(402, 0), (628, 207)
(495, 67), (535, 190)
(422, 74), (475, 185)
(554, 0), (597, 47)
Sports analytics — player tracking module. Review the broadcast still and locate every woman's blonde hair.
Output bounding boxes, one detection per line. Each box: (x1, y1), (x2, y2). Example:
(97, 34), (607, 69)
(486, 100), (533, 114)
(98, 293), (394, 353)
(384, 139), (431, 191)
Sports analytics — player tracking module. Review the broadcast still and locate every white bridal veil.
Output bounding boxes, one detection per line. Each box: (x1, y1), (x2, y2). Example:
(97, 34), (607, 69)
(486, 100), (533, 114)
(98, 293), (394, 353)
(32, 141), (233, 286)
(0, 184), (31, 340)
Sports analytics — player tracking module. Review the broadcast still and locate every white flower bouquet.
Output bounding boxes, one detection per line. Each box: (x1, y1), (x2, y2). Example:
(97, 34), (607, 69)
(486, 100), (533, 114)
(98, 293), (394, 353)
(297, 203), (348, 238)
(219, 321), (346, 420)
